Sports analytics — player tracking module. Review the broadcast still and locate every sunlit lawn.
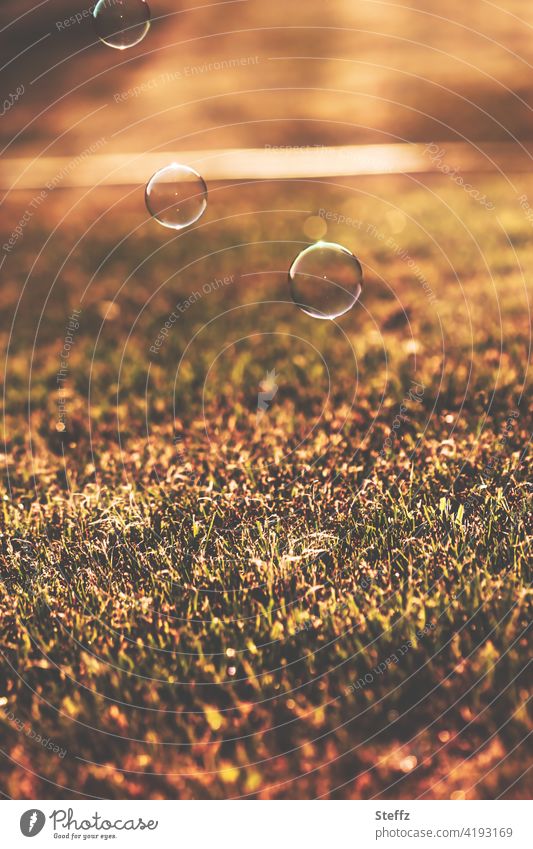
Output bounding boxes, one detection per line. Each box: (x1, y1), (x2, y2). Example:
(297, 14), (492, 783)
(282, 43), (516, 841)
(0, 173), (531, 798)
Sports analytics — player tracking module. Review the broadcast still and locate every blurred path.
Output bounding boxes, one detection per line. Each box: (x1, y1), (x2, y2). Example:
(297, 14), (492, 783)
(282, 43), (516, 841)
(2, 141), (533, 190)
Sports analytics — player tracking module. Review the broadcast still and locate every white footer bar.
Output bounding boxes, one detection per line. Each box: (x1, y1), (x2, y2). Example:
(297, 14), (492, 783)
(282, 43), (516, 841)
(2, 800), (531, 848)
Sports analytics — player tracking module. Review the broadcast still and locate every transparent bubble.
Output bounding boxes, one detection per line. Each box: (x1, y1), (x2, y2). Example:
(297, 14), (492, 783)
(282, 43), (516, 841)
(288, 241), (363, 320)
(93, 0), (151, 50)
(145, 163), (208, 230)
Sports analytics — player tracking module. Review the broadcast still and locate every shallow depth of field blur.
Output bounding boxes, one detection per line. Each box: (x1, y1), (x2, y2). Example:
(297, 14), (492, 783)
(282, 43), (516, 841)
(0, 1), (531, 799)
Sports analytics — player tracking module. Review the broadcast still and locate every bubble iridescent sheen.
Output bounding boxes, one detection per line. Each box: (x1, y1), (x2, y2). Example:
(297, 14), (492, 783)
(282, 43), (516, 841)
(145, 163), (208, 230)
(288, 241), (363, 319)
(93, 0), (150, 50)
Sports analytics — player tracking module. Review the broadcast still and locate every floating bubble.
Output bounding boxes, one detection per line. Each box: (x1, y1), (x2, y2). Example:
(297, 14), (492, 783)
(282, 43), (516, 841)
(288, 241), (363, 319)
(93, 0), (151, 50)
(145, 163), (208, 230)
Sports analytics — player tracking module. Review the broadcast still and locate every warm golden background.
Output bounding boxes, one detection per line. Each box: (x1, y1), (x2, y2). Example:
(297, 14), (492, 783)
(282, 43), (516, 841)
(0, 1), (531, 800)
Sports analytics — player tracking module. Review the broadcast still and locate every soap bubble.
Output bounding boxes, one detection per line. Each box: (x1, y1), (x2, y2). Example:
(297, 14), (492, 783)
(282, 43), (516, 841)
(289, 241), (363, 319)
(145, 163), (208, 230)
(93, 0), (151, 50)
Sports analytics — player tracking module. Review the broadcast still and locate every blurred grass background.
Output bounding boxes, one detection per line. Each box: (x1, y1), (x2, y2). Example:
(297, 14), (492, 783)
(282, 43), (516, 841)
(3, 0), (533, 158)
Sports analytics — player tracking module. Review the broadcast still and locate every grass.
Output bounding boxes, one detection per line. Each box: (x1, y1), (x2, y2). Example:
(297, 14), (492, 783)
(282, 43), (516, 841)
(0, 173), (531, 799)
